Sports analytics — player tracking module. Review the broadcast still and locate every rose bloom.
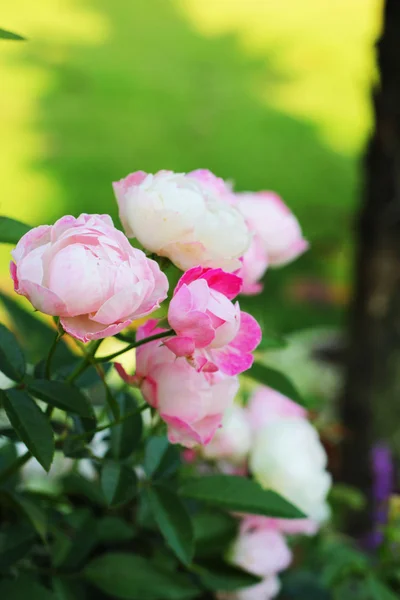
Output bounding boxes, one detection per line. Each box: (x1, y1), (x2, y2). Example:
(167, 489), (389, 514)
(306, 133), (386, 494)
(247, 386), (307, 432)
(116, 320), (239, 448)
(250, 417), (331, 521)
(113, 170), (251, 272)
(10, 214), (168, 342)
(202, 404), (252, 465)
(236, 192), (308, 294)
(166, 266), (262, 376)
(225, 520), (292, 600)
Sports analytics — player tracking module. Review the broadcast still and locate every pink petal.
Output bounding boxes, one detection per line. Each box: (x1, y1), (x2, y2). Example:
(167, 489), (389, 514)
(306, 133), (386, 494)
(174, 266), (204, 295)
(10, 261), (19, 291)
(18, 280), (67, 316)
(241, 281), (264, 296)
(60, 315), (132, 343)
(211, 346), (254, 376)
(269, 238), (309, 267)
(201, 268), (242, 300)
(136, 319), (166, 341)
(115, 363), (140, 386)
(11, 225), (51, 263)
(93, 289), (146, 325)
(230, 312), (262, 353)
(164, 336), (195, 357)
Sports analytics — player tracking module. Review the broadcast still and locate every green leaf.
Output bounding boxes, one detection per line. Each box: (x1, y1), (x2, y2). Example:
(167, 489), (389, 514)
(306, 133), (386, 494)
(366, 576), (398, 600)
(0, 523), (35, 568)
(27, 379), (94, 418)
(52, 578), (86, 600)
(61, 472), (105, 506)
(145, 436), (169, 476)
(84, 553), (199, 600)
(101, 461), (137, 507)
(192, 509), (237, 558)
(247, 362), (306, 407)
(0, 217), (30, 243)
(193, 562), (262, 591)
(53, 509), (97, 570)
(146, 485), (194, 565)
(96, 516), (135, 544)
(0, 574), (55, 599)
(2, 389), (54, 471)
(145, 436), (181, 479)
(0, 292), (73, 365)
(13, 493), (47, 541)
(0, 28), (26, 41)
(0, 439), (19, 488)
(0, 323), (25, 381)
(111, 392), (142, 460)
(180, 475), (305, 519)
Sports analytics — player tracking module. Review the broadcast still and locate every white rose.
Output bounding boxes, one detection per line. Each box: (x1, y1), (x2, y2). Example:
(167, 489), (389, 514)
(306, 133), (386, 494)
(250, 418), (331, 520)
(203, 404), (252, 465)
(113, 170), (251, 272)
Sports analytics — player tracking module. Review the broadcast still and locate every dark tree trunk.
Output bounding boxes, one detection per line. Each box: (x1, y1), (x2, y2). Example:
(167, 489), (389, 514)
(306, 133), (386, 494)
(340, 0), (400, 537)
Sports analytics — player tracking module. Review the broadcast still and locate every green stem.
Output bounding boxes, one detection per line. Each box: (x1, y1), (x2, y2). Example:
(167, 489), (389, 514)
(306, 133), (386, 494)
(45, 322), (63, 380)
(67, 403), (149, 442)
(66, 339), (103, 383)
(96, 329), (175, 363)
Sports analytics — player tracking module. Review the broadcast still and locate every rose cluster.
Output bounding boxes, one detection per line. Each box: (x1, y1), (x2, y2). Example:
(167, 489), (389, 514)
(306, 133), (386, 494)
(10, 169), (307, 449)
(195, 385), (331, 599)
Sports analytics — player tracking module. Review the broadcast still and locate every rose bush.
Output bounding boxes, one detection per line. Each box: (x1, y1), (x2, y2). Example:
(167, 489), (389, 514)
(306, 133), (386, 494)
(0, 168), (343, 600)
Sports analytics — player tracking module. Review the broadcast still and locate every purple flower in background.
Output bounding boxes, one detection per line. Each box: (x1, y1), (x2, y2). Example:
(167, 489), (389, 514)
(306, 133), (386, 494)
(367, 443), (394, 550)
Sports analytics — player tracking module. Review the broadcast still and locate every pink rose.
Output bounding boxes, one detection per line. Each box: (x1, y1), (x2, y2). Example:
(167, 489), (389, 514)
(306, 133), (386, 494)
(227, 521), (292, 600)
(166, 266), (262, 376)
(247, 386), (307, 432)
(240, 514), (319, 538)
(236, 192), (308, 294)
(10, 214), (168, 342)
(116, 320), (239, 448)
(113, 170), (250, 272)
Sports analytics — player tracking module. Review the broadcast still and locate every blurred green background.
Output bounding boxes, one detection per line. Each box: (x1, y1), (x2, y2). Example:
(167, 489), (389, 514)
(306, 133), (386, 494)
(0, 0), (382, 332)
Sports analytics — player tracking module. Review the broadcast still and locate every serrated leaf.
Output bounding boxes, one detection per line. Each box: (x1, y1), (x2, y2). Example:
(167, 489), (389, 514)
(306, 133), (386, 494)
(0, 323), (25, 382)
(0, 216), (30, 243)
(84, 553), (199, 600)
(101, 461), (137, 507)
(247, 362), (306, 407)
(2, 389), (54, 471)
(180, 475), (305, 519)
(146, 485), (194, 564)
(0, 28), (26, 41)
(27, 379), (94, 418)
(111, 393), (142, 460)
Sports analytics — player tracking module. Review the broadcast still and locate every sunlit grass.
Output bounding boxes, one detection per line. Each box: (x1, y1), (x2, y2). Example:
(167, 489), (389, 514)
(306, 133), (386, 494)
(179, 0), (383, 153)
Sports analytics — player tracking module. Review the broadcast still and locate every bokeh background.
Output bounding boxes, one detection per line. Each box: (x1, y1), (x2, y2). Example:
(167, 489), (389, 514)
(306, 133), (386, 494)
(0, 0), (383, 333)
